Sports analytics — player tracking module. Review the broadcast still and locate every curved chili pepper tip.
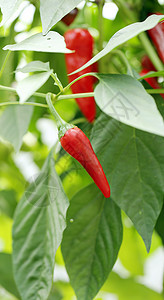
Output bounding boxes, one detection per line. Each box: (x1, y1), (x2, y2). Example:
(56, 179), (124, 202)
(60, 127), (110, 198)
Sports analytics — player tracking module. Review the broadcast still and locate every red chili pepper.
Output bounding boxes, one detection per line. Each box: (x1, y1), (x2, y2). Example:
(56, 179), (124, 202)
(64, 28), (96, 123)
(141, 55), (156, 71)
(60, 127), (110, 198)
(148, 13), (164, 63)
(140, 69), (164, 99)
(46, 93), (110, 198)
(61, 8), (78, 26)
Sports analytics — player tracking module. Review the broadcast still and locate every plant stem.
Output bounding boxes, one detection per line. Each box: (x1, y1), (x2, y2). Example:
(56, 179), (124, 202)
(58, 92), (95, 100)
(0, 101), (48, 108)
(139, 71), (164, 80)
(0, 84), (46, 99)
(113, 0), (163, 72)
(98, 0), (105, 72)
(59, 72), (97, 97)
(0, 51), (11, 79)
(112, 50), (133, 76)
(46, 93), (75, 138)
(0, 87), (163, 110)
(113, 0), (137, 22)
(71, 117), (86, 125)
(0, 83), (95, 102)
(139, 32), (164, 72)
(98, 0), (105, 52)
(46, 93), (66, 128)
(51, 73), (63, 92)
(146, 89), (164, 94)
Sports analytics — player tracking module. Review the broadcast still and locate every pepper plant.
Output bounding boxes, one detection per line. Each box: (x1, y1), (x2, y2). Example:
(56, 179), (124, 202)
(0, 1), (164, 300)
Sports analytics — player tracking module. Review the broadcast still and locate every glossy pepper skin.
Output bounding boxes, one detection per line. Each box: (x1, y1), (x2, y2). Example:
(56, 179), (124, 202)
(140, 69), (164, 99)
(148, 13), (164, 63)
(60, 127), (110, 198)
(64, 29), (96, 123)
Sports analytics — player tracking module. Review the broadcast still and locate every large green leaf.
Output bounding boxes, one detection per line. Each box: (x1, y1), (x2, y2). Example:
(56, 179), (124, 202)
(94, 74), (164, 137)
(40, 0), (82, 35)
(0, 104), (33, 152)
(102, 272), (163, 300)
(12, 150), (69, 300)
(0, 190), (17, 218)
(71, 14), (164, 74)
(0, 253), (20, 299)
(61, 184), (123, 300)
(91, 114), (164, 251)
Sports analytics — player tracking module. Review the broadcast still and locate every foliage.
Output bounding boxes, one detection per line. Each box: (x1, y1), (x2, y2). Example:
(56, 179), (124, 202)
(0, 0), (164, 299)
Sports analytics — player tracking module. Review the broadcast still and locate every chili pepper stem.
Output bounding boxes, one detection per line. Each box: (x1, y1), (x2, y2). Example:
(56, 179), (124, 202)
(46, 93), (74, 139)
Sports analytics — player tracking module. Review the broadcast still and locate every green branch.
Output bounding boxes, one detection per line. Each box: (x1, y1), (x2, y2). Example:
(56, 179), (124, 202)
(0, 83), (163, 111)
(58, 92), (95, 100)
(146, 89), (164, 94)
(0, 84), (46, 99)
(0, 101), (48, 108)
(111, 50), (133, 76)
(139, 32), (164, 72)
(58, 72), (97, 98)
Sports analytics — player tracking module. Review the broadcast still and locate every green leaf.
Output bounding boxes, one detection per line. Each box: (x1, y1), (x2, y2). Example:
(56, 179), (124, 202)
(40, 0), (82, 35)
(12, 150), (69, 300)
(16, 61), (51, 73)
(17, 71), (52, 103)
(0, 253), (20, 299)
(0, 190), (17, 218)
(94, 74), (164, 137)
(102, 272), (164, 300)
(70, 14), (164, 75)
(0, 0), (23, 27)
(0, 105), (33, 152)
(3, 32), (72, 53)
(91, 114), (164, 251)
(61, 184), (123, 300)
